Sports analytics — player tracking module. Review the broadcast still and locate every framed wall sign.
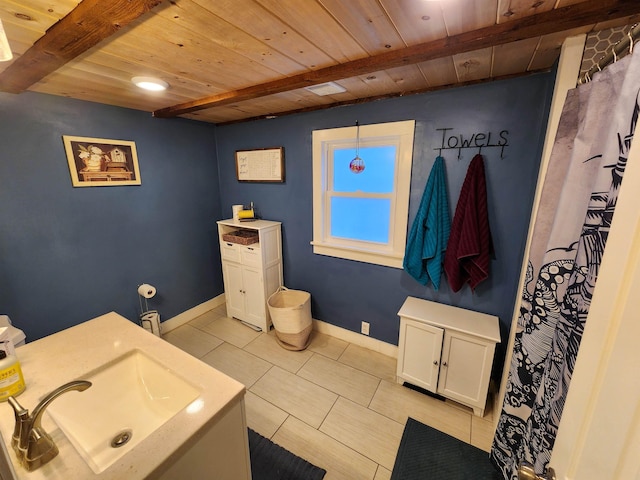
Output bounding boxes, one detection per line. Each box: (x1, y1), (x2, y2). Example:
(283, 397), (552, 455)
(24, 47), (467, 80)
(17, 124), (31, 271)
(235, 147), (285, 182)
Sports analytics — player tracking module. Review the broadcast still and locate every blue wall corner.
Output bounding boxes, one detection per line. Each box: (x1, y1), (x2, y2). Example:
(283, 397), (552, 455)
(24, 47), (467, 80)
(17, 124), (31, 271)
(215, 72), (555, 366)
(0, 92), (224, 340)
(0, 70), (554, 373)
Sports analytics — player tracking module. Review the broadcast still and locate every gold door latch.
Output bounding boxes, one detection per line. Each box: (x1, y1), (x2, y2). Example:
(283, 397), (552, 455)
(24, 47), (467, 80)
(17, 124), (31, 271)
(518, 461), (556, 480)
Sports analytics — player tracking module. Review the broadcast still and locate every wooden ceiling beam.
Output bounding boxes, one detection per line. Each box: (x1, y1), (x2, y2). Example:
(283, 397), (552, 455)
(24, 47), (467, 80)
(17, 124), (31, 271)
(0, 0), (163, 94)
(154, 0), (640, 118)
(215, 68), (553, 126)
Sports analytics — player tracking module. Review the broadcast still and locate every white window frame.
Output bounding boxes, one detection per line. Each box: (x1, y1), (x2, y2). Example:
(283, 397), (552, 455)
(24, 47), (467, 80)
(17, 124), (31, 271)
(311, 120), (415, 268)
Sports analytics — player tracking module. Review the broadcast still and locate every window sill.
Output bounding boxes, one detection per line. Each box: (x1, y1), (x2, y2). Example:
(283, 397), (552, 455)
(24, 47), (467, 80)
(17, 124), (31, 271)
(310, 241), (403, 269)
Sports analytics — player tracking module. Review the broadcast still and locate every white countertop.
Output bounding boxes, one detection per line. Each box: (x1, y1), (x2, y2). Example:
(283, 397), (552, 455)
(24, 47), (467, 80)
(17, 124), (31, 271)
(0, 312), (245, 479)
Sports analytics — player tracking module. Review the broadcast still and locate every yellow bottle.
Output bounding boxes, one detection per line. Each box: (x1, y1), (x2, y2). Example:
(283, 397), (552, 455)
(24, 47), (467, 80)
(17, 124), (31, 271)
(0, 350), (25, 401)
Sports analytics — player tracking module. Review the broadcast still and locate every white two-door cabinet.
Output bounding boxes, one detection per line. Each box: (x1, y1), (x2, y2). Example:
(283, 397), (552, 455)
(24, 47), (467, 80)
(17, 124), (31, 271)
(396, 296), (500, 417)
(217, 219), (283, 332)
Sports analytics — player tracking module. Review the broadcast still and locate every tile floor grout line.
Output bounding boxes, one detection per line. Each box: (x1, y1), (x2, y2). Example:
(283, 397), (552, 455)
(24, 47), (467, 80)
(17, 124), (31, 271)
(246, 387), (288, 424)
(247, 361), (276, 390)
(272, 400), (371, 462)
(316, 390), (341, 431)
(293, 349), (315, 374)
(294, 355), (380, 407)
(320, 395), (405, 471)
(295, 372), (400, 425)
(281, 411), (385, 478)
(206, 321), (413, 432)
(315, 396), (389, 475)
(335, 345), (397, 382)
(203, 340), (225, 358)
(373, 464), (387, 480)
(365, 378), (383, 410)
(220, 338), (278, 371)
(266, 413), (290, 440)
(172, 309), (496, 477)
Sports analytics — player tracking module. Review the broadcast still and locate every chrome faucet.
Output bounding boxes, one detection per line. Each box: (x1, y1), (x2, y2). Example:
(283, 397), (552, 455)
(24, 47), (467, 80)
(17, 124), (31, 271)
(7, 380), (91, 471)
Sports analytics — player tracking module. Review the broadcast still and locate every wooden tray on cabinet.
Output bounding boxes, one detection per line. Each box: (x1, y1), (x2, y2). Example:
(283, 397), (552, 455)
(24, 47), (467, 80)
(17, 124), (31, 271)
(222, 230), (259, 245)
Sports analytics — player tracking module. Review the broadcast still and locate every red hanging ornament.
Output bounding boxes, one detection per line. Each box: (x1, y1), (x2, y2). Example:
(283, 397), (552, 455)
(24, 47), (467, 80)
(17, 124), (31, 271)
(349, 120), (365, 174)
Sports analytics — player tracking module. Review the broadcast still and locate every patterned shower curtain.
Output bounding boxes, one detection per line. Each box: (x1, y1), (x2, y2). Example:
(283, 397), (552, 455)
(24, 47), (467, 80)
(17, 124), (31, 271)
(491, 47), (640, 479)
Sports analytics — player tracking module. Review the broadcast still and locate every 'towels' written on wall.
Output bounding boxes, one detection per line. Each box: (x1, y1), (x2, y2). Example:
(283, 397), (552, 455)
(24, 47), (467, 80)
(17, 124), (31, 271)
(435, 128), (509, 158)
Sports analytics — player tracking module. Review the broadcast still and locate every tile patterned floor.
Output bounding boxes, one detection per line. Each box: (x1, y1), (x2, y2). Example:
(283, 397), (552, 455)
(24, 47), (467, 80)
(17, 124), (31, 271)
(163, 305), (497, 480)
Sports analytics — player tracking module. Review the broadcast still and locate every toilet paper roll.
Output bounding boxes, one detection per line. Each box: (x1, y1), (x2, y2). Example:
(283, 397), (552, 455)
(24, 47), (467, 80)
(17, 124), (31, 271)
(232, 204), (243, 221)
(138, 284), (157, 299)
(238, 209), (255, 220)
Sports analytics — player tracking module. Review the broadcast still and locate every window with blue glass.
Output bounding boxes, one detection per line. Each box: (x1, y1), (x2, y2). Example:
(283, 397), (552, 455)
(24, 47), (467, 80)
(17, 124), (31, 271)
(330, 146), (395, 243)
(312, 121), (415, 268)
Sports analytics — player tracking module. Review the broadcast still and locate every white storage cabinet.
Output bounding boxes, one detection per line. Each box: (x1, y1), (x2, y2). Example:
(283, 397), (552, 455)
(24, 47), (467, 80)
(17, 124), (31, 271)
(217, 219), (283, 332)
(396, 296), (500, 417)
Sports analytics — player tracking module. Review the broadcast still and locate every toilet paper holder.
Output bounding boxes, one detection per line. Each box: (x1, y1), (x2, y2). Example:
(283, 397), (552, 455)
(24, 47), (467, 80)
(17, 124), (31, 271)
(137, 283), (162, 337)
(140, 310), (161, 337)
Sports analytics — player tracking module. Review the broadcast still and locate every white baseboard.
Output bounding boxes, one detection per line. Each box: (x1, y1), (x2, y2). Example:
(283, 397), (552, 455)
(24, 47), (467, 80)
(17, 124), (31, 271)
(313, 318), (398, 359)
(161, 294), (226, 333)
(162, 293), (398, 358)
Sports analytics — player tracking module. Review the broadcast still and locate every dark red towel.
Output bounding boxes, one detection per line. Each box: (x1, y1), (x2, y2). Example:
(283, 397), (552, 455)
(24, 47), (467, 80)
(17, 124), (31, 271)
(444, 154), (492, 292)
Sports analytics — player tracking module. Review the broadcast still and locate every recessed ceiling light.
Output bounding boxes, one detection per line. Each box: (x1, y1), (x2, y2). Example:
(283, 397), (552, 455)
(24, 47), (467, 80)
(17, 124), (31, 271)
(304, 82), (346, 96)
(131, 76), (169, 91)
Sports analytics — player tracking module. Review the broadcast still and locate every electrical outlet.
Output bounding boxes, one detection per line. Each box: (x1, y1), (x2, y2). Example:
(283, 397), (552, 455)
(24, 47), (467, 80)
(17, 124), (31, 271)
(361, 321), (370, 336)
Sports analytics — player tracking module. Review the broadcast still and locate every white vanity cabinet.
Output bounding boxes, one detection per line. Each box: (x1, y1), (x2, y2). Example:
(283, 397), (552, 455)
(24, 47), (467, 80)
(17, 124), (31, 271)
(217, 219), (283, 332)
(0, 313), (251, 480)
(396, 296), (500, 417)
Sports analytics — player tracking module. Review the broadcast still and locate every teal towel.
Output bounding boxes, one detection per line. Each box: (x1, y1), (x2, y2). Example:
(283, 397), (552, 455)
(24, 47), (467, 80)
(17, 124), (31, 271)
(403, 156), (451, 289)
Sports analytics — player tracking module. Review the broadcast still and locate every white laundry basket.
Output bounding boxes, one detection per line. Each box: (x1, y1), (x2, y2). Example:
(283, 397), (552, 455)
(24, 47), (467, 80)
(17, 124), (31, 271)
(267, 286), (312, 351)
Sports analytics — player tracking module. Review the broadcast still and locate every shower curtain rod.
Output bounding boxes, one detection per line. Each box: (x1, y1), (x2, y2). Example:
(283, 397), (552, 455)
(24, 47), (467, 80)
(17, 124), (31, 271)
(579, 23), (640, 84)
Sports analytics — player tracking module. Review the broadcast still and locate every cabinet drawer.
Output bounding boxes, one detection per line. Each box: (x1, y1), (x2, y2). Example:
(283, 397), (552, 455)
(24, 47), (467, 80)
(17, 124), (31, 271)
(241, 244), (261, 267)
(221, 241), (241, 262)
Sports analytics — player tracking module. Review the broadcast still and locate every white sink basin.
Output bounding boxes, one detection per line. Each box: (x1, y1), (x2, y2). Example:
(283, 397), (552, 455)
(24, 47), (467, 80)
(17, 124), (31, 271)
(47, 349), (201, 474)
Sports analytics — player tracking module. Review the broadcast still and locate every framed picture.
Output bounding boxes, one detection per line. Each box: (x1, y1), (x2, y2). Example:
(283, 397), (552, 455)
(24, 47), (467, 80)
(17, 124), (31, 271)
(62, 135), (142, 187)
(235, 147), (285, 182)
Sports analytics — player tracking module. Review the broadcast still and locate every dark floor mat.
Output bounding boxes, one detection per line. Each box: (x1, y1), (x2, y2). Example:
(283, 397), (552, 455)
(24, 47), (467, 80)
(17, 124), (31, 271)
(391, 417), (502, 480)
(249, 428), (326, 480)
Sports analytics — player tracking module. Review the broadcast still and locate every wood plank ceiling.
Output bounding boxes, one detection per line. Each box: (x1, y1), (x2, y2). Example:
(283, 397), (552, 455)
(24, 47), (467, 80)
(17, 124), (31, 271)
(0, 0), (639, 125)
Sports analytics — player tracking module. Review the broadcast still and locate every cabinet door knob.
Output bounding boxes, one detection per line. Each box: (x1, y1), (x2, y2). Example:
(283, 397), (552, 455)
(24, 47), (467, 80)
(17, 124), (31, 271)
(442, 361), (447, 367)
(226, 243), (233, 246)
(433, 360), (438, 366)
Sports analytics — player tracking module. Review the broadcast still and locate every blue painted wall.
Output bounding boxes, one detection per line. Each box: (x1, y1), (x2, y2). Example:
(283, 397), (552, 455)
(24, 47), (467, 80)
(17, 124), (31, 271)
(0, 92), (223, 341)
(216, 72), (554, 364)
(0, 71), (554, 369)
